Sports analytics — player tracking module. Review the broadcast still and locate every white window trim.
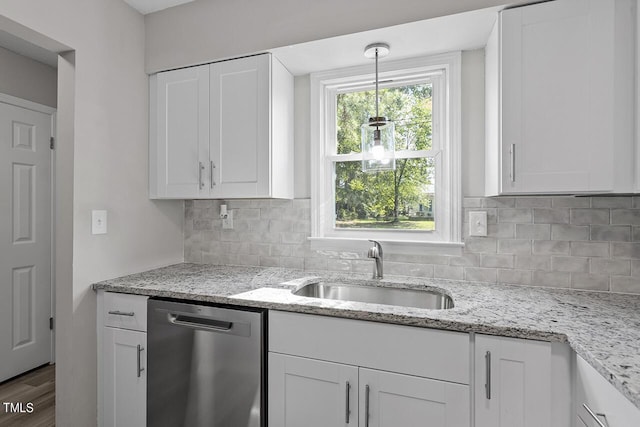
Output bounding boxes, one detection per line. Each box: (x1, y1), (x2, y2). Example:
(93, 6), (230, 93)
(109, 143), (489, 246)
(310, 52), (462, 251)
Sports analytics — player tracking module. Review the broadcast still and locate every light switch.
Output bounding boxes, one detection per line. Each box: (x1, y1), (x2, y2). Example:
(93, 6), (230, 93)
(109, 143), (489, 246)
(469, 211), (487, 237)
(92, 210), (107, 235)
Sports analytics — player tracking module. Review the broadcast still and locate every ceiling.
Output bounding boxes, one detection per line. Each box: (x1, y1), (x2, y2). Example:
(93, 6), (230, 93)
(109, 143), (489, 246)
(123, 0), (196, 14)
(271, 6), (502, 76)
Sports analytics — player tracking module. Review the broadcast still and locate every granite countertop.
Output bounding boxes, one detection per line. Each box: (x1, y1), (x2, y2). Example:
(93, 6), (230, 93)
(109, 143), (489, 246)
(93, 262), (640, 410)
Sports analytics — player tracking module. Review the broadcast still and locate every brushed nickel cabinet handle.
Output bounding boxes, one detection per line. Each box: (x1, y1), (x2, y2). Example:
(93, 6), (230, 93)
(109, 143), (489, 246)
(137, 344), (144, 378)
(199, 162), (205, 189)
(345, 381), (351, 423)
(210, 161), (216, 188)
(510, 144), (516, 182)
(582, 403), (608, 427)
(108, 310), (134, 317)
(365, 384), (370, 427)
(485, 350), (491, 400)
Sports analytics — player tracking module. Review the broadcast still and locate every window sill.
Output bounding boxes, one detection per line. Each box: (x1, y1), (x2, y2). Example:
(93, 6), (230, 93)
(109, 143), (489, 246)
(308, 237), (464, 255)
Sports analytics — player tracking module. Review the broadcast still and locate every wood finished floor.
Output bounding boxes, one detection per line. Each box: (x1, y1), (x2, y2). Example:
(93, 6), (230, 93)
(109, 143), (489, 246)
(0, 365), (55, 427)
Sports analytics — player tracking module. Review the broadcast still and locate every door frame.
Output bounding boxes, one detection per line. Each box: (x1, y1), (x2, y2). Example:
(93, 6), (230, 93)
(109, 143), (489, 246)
(0, 92), (57, 363)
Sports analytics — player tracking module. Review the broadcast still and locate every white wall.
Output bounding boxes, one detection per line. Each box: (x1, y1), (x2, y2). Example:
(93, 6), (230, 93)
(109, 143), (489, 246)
(0, 2), (184, 426)
(0, 45), (56, 107)
(144, 0), (528, 73)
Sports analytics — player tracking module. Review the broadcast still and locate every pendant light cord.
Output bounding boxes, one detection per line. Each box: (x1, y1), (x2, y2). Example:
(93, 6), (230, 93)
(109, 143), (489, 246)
(375, 47), (379, 128)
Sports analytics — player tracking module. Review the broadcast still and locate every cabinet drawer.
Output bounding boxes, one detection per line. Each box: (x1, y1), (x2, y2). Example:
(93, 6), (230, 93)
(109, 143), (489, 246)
(269, 311), (469, 384)
(103, 292), (148, 332)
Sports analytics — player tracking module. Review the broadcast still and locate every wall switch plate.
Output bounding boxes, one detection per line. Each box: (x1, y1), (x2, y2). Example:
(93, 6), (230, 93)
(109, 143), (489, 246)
(92, 210), (107, 235)
(222, 210), (234, 229)
(469, 211), (487, 237)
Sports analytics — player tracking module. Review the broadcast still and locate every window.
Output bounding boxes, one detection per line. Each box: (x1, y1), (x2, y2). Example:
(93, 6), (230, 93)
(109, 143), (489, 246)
(310, 53), (461, 247)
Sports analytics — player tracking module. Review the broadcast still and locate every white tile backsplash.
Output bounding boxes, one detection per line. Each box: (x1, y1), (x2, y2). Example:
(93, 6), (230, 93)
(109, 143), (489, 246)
(184, 196), (640, 293)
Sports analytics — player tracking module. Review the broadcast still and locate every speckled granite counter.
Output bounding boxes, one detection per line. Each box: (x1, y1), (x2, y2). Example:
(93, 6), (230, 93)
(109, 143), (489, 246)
(93, 262), (640, 410)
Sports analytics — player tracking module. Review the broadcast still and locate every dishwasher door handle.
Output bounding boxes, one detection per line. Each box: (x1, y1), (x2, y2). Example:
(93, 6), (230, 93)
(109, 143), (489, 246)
(166, 312), (252, 337)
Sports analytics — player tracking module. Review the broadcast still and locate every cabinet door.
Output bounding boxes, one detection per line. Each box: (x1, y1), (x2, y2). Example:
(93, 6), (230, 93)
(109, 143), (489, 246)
(359, 368), (469, 427)
(269, 353), (358, 427)
(150, 64), (209, 198)
(499, 0), (632, 193)
(102, 327), (146, 427)
(210, 54), (270, 198)
(575, 355), (640, 427)
(474, 335), (551, 427)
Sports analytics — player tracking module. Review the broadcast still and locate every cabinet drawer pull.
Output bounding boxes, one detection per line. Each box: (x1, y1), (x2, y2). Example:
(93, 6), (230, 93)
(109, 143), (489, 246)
(510, 144), (516, 182)
(582, 403), (608, 427)
(365, 384), (370, 427)
(108, 310), (135, 317)
(345, 381), (350, 423)
(485, 350), (491, 400)
(137, 344), (145, 378)
(199, 162), (205, 190)
(210, 161), (216, 188)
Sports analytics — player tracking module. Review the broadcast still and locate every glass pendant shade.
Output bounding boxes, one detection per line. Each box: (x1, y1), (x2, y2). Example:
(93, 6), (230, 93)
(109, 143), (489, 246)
(361, 117), (395, 172)
(361, 42), (395, 173)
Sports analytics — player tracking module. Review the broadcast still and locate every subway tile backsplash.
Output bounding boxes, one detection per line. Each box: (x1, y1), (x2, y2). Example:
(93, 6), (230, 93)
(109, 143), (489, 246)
(184, 196), (640, 294)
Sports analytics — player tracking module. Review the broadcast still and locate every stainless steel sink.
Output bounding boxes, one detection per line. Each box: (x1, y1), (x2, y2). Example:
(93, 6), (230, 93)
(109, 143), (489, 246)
(292, 282), (454, 310)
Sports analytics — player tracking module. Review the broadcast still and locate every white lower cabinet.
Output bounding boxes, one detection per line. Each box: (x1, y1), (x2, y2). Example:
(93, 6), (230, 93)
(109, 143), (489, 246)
(359, 367), (469, 427)
(269, 353), (358, 427)
(474, 334), (571, 427)
(98, 291), (148, 427)
(269, 353), (469, 427)
(575, 355), (640, 427)
(102, 327), (146, 427)
(268, 311), (471, 427)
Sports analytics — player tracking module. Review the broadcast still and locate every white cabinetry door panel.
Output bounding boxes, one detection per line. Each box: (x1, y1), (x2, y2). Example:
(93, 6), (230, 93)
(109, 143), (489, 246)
(575, 355), (640, 427)
(210, 55), (270, 198)
(150, 64), (209, 198)
(359, 368), (469, 427)
(486, 0), (635, 195)
(475, 335), (551, 427)
(102, 327), (146, 427)
(269, 352), (358, 427)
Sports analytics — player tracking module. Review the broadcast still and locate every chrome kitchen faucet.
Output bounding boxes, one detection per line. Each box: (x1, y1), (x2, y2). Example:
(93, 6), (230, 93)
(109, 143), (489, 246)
(368, 240), (383, 279)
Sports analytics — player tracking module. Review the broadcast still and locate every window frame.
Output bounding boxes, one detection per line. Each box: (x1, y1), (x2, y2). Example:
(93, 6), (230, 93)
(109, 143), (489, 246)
(310, 52), (462, 249)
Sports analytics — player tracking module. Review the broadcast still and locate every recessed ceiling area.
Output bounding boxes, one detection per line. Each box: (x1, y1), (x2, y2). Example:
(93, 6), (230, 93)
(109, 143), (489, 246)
(270, 6), (503, 76)
(0, 28), (58, 68)
(123, 0), (196, 14)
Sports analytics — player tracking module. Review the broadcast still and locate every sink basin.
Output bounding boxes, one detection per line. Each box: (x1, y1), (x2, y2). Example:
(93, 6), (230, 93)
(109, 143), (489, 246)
(292, 282), (453, 310)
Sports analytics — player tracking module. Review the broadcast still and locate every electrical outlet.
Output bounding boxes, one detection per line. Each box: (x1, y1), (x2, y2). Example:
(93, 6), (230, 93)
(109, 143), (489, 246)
(222, 210), (234, 229)
(469, 211), (487, 237)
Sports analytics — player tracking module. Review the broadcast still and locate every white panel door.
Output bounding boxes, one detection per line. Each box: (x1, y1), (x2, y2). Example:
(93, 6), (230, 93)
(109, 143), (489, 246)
(151, 64), (209, 198)
(475, 335), (551, 427)
(501, 0), (612, 193)
(269, 353), (358, 427)
(360, 368), (470, 427)
(102, 327), (146, 427)
(210, 54), (270, 198)
(0, 101), (52, 382)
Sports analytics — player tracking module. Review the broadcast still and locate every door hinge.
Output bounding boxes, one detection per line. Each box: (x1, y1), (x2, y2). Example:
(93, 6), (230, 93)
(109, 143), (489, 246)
(50, 137), (55, 150)
(49, 317), (54, 330)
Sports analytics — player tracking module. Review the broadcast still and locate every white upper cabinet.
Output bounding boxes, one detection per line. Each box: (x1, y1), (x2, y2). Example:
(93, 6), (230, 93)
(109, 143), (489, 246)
(485, 0), (635, 195)
(150, 53), (294, 199)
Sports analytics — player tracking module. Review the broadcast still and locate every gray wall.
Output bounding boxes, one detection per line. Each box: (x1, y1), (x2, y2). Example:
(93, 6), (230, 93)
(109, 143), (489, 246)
(0, 45), (56, 107)
(0, 1), (184, 425)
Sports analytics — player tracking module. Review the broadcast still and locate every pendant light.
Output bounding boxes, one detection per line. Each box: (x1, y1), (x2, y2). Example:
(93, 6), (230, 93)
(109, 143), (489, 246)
(361, 42), (395, 172)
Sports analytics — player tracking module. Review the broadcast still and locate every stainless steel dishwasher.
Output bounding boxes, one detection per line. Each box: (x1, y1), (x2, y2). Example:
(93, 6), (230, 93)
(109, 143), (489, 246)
(147, 299), (265, 427)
